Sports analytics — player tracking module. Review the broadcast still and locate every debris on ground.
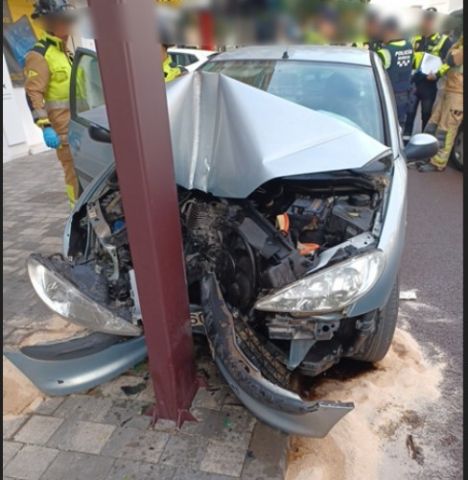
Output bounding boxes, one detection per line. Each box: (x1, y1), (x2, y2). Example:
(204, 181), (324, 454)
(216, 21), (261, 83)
(286, 327), (445, 480)
(120, 382), (147, 396)
(399, 290), (418, 301)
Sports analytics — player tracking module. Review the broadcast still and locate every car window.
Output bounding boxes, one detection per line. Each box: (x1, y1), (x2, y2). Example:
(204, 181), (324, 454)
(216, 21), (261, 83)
(170, 53), (186, 66)
(170, 53), (199, 67)
(73, 53), (105, 121)
(202, 60), (384, 142)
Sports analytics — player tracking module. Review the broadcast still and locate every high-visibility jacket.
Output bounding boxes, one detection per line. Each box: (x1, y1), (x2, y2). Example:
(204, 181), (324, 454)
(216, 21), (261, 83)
(24, 32), (75, 128)
(304, 30), (328, 45)
(352, 36), (382, 52)
(377, 39), (414, 93)
(411, 32), (452, 78)
(163, 55), (186, 83)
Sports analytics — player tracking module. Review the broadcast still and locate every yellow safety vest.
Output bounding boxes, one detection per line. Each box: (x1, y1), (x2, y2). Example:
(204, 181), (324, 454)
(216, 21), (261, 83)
(29, 33), (73, 109)
(163, 55), (184, 83)
(411, 32), (450, 70)
(304, 31), (328, 45)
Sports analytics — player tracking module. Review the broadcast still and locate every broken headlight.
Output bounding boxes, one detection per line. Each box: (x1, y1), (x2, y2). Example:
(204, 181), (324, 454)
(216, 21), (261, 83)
(27, 255), (142, 337)
(255, 250), (385, 314)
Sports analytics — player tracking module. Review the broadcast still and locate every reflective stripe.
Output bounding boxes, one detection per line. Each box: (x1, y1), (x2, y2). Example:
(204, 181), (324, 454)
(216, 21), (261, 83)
(377, 49), (392, 69)
(32, 108), (48, 120)
(431, 34), (448, 57)
(437, 63), (451, 77)
(65, 184), (76, 209)
(45, 99), (69, 109)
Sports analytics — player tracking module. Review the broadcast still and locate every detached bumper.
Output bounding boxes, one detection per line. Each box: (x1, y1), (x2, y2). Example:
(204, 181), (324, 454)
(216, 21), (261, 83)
(4, 333), (147, 396)
(201, 274), (354, 438)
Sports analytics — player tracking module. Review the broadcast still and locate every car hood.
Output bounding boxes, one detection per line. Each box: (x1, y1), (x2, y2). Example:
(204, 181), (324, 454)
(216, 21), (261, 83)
(84, 71), (391, 198)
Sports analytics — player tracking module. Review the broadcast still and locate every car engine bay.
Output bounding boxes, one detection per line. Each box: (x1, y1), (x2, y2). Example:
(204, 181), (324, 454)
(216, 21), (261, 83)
(62, 169), (386, 380)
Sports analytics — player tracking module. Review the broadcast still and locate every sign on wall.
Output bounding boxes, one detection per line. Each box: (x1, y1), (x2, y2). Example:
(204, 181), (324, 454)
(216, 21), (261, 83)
(3, 0), (42, 86)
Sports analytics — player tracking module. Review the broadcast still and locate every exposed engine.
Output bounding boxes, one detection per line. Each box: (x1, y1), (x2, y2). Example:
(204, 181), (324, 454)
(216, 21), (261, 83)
(70, 171), (383, 374)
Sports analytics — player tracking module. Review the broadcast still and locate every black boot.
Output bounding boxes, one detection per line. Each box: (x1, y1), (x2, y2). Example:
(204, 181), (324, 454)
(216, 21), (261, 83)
(417, 163), (444, 173)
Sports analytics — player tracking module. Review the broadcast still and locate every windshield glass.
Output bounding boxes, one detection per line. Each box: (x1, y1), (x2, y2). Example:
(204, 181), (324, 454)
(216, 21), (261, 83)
(202, 60), (384, 142)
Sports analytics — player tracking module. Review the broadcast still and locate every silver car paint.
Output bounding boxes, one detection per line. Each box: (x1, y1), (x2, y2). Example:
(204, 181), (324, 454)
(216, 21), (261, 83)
(9, 47), (407, 436)
(4, 336), (147, 396)
(72, 70), (391, 199)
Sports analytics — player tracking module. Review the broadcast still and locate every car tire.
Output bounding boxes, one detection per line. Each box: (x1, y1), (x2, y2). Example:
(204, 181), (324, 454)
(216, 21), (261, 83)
(451, 128), (463, 171)
(352, 280), (399, 363)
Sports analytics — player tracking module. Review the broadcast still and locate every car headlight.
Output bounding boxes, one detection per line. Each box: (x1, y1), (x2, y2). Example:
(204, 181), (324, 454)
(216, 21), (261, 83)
(27, 255), (142, 337)
(255, 250), (385, 314)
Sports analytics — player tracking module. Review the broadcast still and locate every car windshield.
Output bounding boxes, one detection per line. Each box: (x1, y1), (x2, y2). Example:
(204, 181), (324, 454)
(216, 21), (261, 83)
(202, 60), (384, 142)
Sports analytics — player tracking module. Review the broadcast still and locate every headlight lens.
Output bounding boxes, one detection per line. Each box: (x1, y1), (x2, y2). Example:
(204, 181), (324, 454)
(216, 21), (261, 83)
(27, 255), (142, 336)
(255, 250), (385, 314)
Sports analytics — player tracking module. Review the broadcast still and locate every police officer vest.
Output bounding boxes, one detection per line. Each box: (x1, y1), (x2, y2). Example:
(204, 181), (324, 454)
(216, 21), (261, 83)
(412, 33), (450, 69)
(379, 40), (413, 93)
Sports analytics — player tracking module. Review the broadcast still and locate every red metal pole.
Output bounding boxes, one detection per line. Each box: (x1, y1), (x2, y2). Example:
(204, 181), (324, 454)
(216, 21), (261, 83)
(88, 0), (198, 425)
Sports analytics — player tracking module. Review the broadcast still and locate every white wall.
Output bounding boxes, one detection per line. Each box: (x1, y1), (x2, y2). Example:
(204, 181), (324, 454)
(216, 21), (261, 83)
(3, 54), (28, 162)
(371, 0), (462, 13)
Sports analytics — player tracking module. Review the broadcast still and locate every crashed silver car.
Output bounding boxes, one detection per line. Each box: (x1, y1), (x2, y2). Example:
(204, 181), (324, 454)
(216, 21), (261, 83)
(6, 46), (439, 437)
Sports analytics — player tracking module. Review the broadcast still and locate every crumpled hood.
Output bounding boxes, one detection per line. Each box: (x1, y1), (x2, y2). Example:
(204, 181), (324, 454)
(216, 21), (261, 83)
(167, 71), (390, 198)
(84, 71), (391, 198)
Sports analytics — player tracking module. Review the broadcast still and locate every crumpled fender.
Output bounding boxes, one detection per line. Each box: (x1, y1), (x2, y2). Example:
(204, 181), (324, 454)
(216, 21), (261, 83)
(201, 274), (354, 437)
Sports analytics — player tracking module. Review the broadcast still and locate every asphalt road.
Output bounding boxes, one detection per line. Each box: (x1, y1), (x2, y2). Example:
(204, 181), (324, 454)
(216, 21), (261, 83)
(400, 165), (463, 478)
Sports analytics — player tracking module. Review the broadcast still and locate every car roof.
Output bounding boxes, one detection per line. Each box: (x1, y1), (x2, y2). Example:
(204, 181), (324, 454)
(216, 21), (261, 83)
(168, 47), (217, 56)
(209, 45), (372, 66)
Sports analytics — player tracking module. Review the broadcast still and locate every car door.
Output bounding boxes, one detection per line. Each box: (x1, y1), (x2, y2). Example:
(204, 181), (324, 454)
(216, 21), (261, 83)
(69, 48), (113, 189)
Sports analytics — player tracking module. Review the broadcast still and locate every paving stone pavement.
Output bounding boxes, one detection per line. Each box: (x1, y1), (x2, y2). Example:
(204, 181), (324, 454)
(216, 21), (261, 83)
(3, 152), (289, 479)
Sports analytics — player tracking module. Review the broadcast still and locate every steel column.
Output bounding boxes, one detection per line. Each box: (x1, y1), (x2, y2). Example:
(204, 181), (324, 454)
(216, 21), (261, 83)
(88, 0), (198, 425)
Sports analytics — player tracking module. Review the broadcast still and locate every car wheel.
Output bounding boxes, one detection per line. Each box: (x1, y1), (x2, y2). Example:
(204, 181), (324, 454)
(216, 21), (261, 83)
(352, 280), (399, 363)
(451, 129), (463, 171)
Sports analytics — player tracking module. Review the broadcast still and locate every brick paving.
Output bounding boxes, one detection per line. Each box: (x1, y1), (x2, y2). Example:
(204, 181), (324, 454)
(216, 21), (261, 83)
(3, 152), (288, 480)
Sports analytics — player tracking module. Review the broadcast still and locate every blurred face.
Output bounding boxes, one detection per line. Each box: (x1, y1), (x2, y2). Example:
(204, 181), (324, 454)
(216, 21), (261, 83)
(366, 19), (380, 39)
(41, 17), (74, 38)
(383, 29), (397, 43)
(318, 20), (337, 41)
(421, 17), (435, 36)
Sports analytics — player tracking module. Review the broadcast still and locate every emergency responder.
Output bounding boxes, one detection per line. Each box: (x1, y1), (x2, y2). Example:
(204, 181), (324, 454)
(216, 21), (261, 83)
(25, 0), (79, 208)
(419, 35), (463, 172)
(304, 5), (340, 45)
(377, 18), (413, 127)
(404, 7), (453, 138)
(352, 8), (383, 52)
(156, 6), (187, 82)
(161, 43), (187, 82)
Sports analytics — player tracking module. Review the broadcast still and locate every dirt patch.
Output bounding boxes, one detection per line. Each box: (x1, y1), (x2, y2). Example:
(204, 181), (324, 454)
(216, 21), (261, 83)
(3, 356), (44, 415)
(286, 328), (445, 480)
(3, 316), (85, 416)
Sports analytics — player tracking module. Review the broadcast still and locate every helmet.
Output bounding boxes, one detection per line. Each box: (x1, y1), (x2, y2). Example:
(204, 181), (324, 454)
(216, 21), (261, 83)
(31, 0), (75, 20)
(423, 7), (438, 21)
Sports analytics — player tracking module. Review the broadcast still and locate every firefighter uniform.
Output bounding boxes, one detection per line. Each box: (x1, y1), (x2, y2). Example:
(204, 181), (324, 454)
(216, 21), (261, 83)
(377, 40), (414, 126)
(404, 32), (453, 136)
(24, 32), (78, 207)
(423, 36), (463, 170)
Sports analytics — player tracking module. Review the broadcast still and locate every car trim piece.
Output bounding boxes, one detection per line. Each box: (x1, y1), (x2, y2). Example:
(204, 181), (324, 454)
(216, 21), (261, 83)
(4, 335), (147, 396)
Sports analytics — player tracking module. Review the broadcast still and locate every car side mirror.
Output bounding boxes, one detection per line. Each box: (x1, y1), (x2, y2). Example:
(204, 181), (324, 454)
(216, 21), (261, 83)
(88, 124), (111, 144)
(404, 133), (439, 162)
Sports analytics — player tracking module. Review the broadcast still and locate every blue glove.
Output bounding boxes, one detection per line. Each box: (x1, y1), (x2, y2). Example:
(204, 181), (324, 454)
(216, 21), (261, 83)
(43, 127), (61, 149)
